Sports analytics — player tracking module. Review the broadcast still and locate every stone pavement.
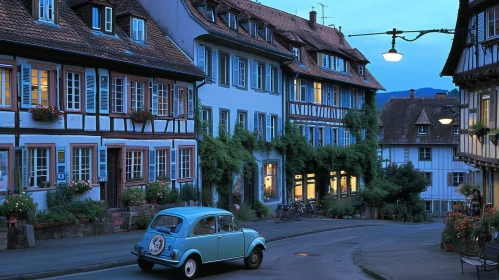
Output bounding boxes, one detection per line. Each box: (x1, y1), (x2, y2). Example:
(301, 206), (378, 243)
(0, 218), (381, 280)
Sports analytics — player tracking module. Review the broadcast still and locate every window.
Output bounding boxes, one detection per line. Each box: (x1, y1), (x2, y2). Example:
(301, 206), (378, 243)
(332, 85), (339, 106)
(92, 7), (101, 30)
(177, 87), (186, 118)
(220, 109), (229, 133)
(265, 27), (273, 43)
(322, 54), (329, 68)
(425, 201), (431, 212)
(207, 6), (215, 22)
(319, 127), (324, 146)
(350, 175), (358, 194)
(219, 53), (229, 86)
(292, 47), (300, 62)
(417, 126), (427, 135)
(270, 115), (277, 141)
(28, 148), (49, 188)
(340, 171), (347, 196)
(423, 172), (432, 185)
(258, 113), (265, 139)
(111, 77), (124, 113)
(200, 46), (212, 77)
(329, 172), (337, 196)
(237, 111), (247, 129)
(151, 215), (183, 233)
(72, 147), (92, 182)
(0, 67), (11, 108)
(263, 163), (278, 200)
(38, 0), (55, 22)
(351, 88), (358, 108)
(309, 126), (314, 146)
(105, 7), (113, 32)
(332, 128), (337, 146)
(294, 79), (306, 102)
(66, 72), (81, 111)
(453, 125), (459, 135)
(228, 13), (237, 30)
(257, 63), (263, 90)
(155, 149), (169, 179)
(453, 172), (464, 186)
(481, 94), (490, 125)
(126, 150), (143, 181)
(201, 107), (212, 135)
(329, 55), (336, 70)
(343, 130), (351, 147)
(358, 65), (364, 76)
(419, 147), (431, 161)
(336, 57), (345, 72)
(131, 17), (145, 42)
(313, 82), (321, 104)
(179, 148), (193, 179)
(270, 66), (277, 92)
(238, 59), (246, 88)
(249, 21), (257, 37)
(0, 150), (8, 192)
(306, 173), (315, 200)
(218, 215), (240, 232)
(158, 83), (170, 116)
(487, 7), (499, 38)
(31, 69), (49, 106)
(193, 216), (216, 235)
(131, 81), (145, 111)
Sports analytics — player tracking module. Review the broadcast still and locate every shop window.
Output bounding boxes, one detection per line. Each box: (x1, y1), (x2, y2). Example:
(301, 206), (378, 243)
(294, 174), (303, 201)
(306, 173), (315, 200)
(263, 163), (277, 200)
(329, 171), (337, 196)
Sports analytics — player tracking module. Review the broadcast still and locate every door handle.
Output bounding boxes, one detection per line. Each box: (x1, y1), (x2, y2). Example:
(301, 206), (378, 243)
(218, 236), (223, 239)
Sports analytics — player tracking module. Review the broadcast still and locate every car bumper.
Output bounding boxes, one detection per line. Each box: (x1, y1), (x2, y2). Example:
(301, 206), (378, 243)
(131, 250), (181, 268)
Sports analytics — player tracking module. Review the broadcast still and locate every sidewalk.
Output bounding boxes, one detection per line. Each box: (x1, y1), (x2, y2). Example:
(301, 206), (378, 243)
(354, 224), (499, 280)
(0, 218), (382, 279)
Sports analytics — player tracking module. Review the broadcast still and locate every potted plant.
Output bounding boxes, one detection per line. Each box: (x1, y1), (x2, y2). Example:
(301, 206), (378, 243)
(442, 235), (453, 252)
(69, 180), (93, 195)
(470, 121), (489, 138)
(254, 200), (269, 219)
(128, 109), (154, 123)
(2, 192), (38, 226)
(452, 200), (465, 211)
(146, 181), (170, 206)
(30, 104), (64, 124)
(488, 128), (499, 145)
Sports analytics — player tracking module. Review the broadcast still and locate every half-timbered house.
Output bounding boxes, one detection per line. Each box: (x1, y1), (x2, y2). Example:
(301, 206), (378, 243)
(441, 0), (499, 206)
(0, 0), (205, 209)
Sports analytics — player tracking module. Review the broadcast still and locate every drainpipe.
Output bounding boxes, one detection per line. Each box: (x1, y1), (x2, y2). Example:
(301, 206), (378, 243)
(195, 78), (207, 205)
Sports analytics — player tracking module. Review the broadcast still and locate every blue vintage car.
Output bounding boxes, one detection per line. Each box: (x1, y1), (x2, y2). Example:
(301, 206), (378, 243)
(131, 206), (266, 279)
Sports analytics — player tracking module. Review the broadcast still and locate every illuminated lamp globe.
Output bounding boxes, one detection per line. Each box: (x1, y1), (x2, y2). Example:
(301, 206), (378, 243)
(382, 48), (403, 62)
(439, 117), (453, 125)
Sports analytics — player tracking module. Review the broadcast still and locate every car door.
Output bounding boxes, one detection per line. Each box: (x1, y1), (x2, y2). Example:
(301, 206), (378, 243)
(217, 214), (245, 260)
(188, 215), (218, 263)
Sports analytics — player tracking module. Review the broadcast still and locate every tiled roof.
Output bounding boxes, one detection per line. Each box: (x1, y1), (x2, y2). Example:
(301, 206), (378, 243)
(0, 0), (204, 78)
(115, 0), (152, 19)
(415, 109), (432, 125)
(224, 0), (384, 90)
(379, 97), (460, 145)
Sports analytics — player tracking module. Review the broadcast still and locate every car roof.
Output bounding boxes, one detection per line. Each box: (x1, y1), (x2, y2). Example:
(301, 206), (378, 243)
(158, 206), (233, 219)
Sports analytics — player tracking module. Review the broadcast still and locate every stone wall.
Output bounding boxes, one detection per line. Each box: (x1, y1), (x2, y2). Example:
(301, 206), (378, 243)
(34, 220), (113, 240)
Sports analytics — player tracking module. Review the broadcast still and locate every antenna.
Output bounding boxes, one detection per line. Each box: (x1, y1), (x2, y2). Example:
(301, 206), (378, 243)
(318, 2), (333, 25)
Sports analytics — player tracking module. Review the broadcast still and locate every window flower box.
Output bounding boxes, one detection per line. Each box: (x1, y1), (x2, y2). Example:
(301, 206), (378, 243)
(488, 129), (499, 146)
(129, 109), (154, 123)
(30, 104), (63, 124)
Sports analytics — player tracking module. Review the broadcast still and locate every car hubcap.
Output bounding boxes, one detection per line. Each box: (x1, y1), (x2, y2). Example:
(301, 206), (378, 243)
(250, 252), (259, 264)
(185, 259), (196, 277)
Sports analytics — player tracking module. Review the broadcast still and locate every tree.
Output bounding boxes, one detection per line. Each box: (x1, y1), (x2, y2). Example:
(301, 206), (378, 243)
(384, 161), (427, 204)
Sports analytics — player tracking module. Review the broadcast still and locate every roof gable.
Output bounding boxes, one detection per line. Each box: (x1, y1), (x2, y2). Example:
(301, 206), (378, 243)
(415, 109), (432, 125)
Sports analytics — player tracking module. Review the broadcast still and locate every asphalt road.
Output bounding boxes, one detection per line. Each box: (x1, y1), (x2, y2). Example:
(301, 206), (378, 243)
(45, 223), (443, 280)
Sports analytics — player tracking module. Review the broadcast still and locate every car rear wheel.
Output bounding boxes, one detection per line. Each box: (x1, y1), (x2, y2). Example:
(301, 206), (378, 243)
(137, 259), (155, 271)
(244, 247), (263, 269)
(181, 256), (199, 279)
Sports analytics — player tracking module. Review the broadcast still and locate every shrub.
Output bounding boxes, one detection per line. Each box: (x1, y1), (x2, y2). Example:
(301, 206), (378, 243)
(46, 184), (73, 209)
(162, 189), (182, 205)
(3, 192), (38, 221)
(146, 181), (170, 203)
(230, 202), (253, 221)
(322, 195), (337, 215)
(136, 215), (153, 230)
(253, 200), (269, 216)
(122, 187), (146, 206)
(180, 183), (198, 201)
(69, 180), (93, 195)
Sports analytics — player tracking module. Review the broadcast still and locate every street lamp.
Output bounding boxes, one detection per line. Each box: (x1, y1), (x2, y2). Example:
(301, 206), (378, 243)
(348, 28), (456, 62)
(434, 104), (460, 125)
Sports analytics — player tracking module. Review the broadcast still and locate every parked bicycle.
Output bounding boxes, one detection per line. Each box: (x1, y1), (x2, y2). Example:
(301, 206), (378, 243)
(274, 204), (295, 223)
(292, 200), (305, 221)
(304, 198), (325, 219)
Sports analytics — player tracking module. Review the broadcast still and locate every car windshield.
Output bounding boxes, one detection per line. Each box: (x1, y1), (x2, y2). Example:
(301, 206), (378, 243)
(150, 215), (183, 234)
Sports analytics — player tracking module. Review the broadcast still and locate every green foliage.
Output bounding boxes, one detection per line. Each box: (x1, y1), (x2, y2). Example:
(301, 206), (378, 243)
(46, 184), (73, 209)
(230, 202), (254, 221)
(122, 187), (147, 207)
(3, 192), (38, 221)
(360, 178), (396, 207)
(161, 190), (182, 205)
(136, 215), (153, 230)
(146, 181), (170, 203)
(384, 162), (427, 204)
(180, 183), (199, 201)
(344, 110), (362, 138)
(253, 200), (269, 216)
(322, 195), (337, 215)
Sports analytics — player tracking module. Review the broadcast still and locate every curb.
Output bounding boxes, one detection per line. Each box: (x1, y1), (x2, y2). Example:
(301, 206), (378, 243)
(0, 224), (380, 280)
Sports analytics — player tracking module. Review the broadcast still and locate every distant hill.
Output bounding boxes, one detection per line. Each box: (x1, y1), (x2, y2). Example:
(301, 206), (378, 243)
(376, 87), (457, 109)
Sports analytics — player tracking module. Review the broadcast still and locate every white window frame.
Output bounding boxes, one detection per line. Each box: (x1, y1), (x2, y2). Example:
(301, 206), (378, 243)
(179, 148), (192, 179)
(258, 114), (265, 138)
(482, 94), (490, 125)
(0, 67), (12, 108)
(132, 17), (145, 42)
(336, 57), (345, 72)
(31, 69), (49, 107)
(220, 110), (229, 132)
(178, 88), (185, 117)
(207, 6), (215, 22)
(66, 72), (81, 111)
(92, 7), (101, 30)
(270, 66), (277, 92)
(249, 21), (257, 37)
(265, 27), (272, 42)
(329, 55), (336, 70)
(257, 63), (263, 90)
(104, 7), (113, 32)
(487, 7), (499, 39)
(322, 54), (329, 68)
(228, 13), (237, 30)
(238, 111), (246, 129)
(39, 0), (55, 22)
(292, 47), (300, 61)
(72, 147), (92, 182)
(29, 148), (49, 188)
(417, 125), (427, 135)
(111, 77), (124, 113)
(155, 149), (169, 178)
(270, 115), (277, 141)
(126, 150), (143, 180)
(358, 65), (364, 76)
(238, 60), (246, 87)
(343, 130), (351, 147)
(219, 53), (229, 86)
(453, 125), (459, 135)
(453, 172), (464, 186)
(202, 107), (211, 134)
(158, 83), (169, 116)
(419, 147), (431, 161)
(131, 81), (145, 111)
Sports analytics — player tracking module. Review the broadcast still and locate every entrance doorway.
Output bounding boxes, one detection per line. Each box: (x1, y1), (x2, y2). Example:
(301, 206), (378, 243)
(105, 148), (121, 208)
(243, 164), (256, 206)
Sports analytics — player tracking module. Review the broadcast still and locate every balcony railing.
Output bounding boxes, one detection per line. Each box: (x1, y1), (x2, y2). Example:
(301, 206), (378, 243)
(289, 101), (351, 121)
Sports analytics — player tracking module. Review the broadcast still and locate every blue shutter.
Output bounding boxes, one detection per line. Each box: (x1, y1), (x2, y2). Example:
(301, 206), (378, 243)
(250, 60), (257, 89)
(278, 116), (282, 137)
(254, 112), (259, 140)
(98, 146), (108, 182)
(307, 81), (313, 103)
(340, 87), (346, 107)
(197, 45), (206, 72)
(322, 83), (327, 105)
(18, 147), (28, 188)
(85, 71), (96, 113)
(361, 128), (366, 140)
(266, 114), (271, 142)
(351, 131), (357, 145)
(187, 89), (194, 119)
(173, 85), (179, 118)
(265, 64), (271, 92)
(211, 50), (218, 83)
(314, 124), (320, 147)
(232, 56), (239, 87)
(20, 64), (32, 109)
(347, 89), (352, 108)
(338, 128), (345, 147)
(325, 126), (331, 145)
(289, 79), (295, 101)
(170, 149), (177, 181)
(478, 12), (485, 43)
(100, 73), (110, 114)
(56, 146), (67, 184)
(149, 149), (156, 182)
(305, 125), (310, 143)
(277, 68), (282, 95)
(151, 81), (158, 115)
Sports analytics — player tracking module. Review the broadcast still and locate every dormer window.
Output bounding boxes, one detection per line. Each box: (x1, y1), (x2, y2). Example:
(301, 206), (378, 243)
(105, 7), (113, 32)
(418, 125), (427, 135)
(292, 47), (300, 62)
(207, 6), (215, 22)
(131, 17), (145, 42)
(249, 21), (257, 37)
(228, 13), (237, 30)
(91, 6), (113, 33)
(92, 7), (101, 30)
(265, 27), (273, 43)
(358, 65), (364, 76)
(39, 0), (55, 22)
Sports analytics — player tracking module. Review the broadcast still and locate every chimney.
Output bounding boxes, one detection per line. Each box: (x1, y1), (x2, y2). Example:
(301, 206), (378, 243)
(309, 11), (317, 29)
(435, 92), (447, 100)
(409, 89), (415, 105)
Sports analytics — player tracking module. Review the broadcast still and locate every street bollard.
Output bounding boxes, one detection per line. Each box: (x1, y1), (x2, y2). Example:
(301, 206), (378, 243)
(23, 224), (36, 248)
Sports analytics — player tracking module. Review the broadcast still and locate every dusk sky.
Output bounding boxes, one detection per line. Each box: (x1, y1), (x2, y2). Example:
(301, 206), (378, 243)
(260, 0), (458, 92)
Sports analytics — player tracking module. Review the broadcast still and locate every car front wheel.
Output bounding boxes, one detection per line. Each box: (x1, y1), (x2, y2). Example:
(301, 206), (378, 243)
(137, 259), (155, 271)
(181, 256), (199, 279)
(244, 247), (263, 269)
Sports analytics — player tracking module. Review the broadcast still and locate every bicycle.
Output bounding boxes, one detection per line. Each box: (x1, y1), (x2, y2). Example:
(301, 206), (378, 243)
(304, 198), (325, 219)
(274, 204), (295, 223)
(292, 200), (305, 221)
